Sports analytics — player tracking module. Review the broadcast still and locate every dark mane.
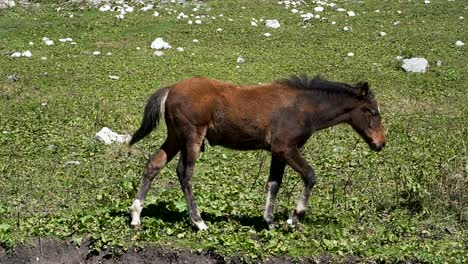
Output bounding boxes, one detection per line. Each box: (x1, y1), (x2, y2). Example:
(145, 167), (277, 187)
(277, 75), (373, 99)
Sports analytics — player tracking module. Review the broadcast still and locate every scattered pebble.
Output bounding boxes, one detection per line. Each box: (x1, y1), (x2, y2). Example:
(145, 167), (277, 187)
(29, 41), (34, 45)
(265, 19), (281, 29)
(21, 50), (32, 57)
(153, 50), (164, 56)
(336, 8), (346, 12)
(93, 51), (101, 56)
(153, 11), (159, 17)
(7, 74), (18, 81)
(59, 38), (73, 43)
(192, 39), (199, 43)
(347, 52), (354, 57)
(347, 11), (356, 17)
(435, 60), (442, 67)
(65, 161), (81, 166)
(314, 6), (324, 12)
(251, 21), (258, 26)
(151, 37), (171, 50)
(42, 37), (54, 46)
(424, 0), (430, 4)
(106, 52), (112, 56)
(109, 75), (119, 80)
(176, 47), (184, 52)
(264, 32), (272, 37)
(216, 28), (223, 32)
(402, 57), (428, 73)
(95, 127), (131, 144)
(343, 26), (351, 32)
(99, 5), (111, 12)
(11, 52), (21, 58)
(236, 56), (245, 64)
(380, 31), (387, 37)
(455, 40), (465, 46)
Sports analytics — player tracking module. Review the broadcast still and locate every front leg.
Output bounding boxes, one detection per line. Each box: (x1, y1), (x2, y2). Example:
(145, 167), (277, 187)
(263, 156), (286, 229)
(282, 147), (316, 228)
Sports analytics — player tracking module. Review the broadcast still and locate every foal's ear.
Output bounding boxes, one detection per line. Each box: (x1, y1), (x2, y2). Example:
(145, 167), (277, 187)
(356, 81), (369, 98)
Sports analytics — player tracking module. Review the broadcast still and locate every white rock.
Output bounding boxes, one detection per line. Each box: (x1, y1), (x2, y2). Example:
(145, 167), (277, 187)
(109, 75), (119, 80)
(125, 6), (134, 13)
(21, 50), (32, 57)
(347, 11), (356, 17)
(394, 21), (400, 25)
(216, 28), (223, 32)
(95, 127), (131, 144)
(192, 39), (199, 43)
(65, 161), (81, 166)
(265, 19), (281, 29)
(395, 55), (404, 61)
(115, 14), (125, 20)
(236, 57), (245, 64)
(314, 6), (324, 12)
(195, 19), (202, 24)
(343, 26), (350, 31)
(402, 57), (429, 73)
(424, 0), (430, 4)
(380, 31), (387, 37)
(188, 20), (193, 24)
(153, 50), (164, 56)
(41, 57), (47, 60)
(436, 60), (442, 67)
(153, 11), (159, 17)
(93, 51), (101, 56)
(151, 37), (171, 50)
(251, 21), (258, 26)
(176, 47), (184, 52)
(455, 40), (464, 46)
(301, 13), (314, 21)
(336, 8), (346, 12)
(264, 32), (272, 37)
(99, 5), (111, 12)
(106, 52), (112, 56)
(29, 41), (34, 45)
(459, 16), (464, 20)
(11, 52), (21, 58)
(347, 52), (354, 57)
(291, 8), (298, 13)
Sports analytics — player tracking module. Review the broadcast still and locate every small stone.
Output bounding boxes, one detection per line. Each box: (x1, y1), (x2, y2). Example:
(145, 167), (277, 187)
(192, 39), (199, 43)
(347, 52), (354, 57)
(153, 50), (164, 56)
(7, 74), (18, 81)
(380, 31), (387, 37)
(236, 57), (245, 64)
(402, 57), (429, 73)
(265, 19), (281, 29)
(176, 47), (184, 52)
(106, 52), (112, 56)
(455, 40), (464, 46)
(264, 32), (272, 37)
(343, 26), (350, 31)
(336, 8), (346, 12)
(93, 51), (101, 56)
(216, 28), (223, 32)
(151, 37), (171, 50)
(435, 60), (442, 67)
(395, 55), (404, 61)
(347, 11), (356, 17)
(99, 5), (111, 12)
(314, 6), (324, 12)
(11, 52), (21, 58)
(195, 19), (202, 24)
(251, 21), (258, 26)
(153, 11), (159, 17)
(65, 161), (81, 166)
(21, 50), (32, 57)
(424, 0), (430, 4)
(109, 75), (119, 80)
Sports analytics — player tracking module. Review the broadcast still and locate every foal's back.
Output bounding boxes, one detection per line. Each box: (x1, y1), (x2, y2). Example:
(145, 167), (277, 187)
(165, 77), (297, 150)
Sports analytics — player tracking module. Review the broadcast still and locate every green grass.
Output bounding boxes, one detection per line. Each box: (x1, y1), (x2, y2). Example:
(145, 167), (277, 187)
(0, 0), (467, 262)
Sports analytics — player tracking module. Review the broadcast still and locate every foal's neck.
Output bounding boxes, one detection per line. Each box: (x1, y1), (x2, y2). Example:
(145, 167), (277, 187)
(308, 94), (359, 131)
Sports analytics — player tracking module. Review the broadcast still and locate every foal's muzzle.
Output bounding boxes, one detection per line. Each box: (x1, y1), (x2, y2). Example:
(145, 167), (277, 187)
(371, 141), (385, 152)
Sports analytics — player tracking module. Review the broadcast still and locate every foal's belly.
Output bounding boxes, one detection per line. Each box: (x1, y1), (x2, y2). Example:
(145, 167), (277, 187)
(205, 125), (270, 151)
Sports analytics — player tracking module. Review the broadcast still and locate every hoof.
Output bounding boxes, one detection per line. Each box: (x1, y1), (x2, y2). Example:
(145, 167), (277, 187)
(193, 220), (208, 231)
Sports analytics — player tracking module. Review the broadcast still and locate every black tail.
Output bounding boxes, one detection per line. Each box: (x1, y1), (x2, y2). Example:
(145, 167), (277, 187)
(129, 87), (170, 145)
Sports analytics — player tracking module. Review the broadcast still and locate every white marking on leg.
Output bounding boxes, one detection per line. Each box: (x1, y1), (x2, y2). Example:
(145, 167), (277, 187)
(377, 103), (381, 114)
(194, 220), (208, 231)
(130, 199), (143, 226)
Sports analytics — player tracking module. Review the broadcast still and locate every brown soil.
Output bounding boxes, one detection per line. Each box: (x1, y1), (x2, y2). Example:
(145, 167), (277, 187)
(0, 238), (345, 264)
(0, 237), (371, 263)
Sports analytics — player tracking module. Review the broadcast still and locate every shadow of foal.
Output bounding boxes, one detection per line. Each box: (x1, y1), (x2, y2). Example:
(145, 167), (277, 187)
(128, 75), (386, 230)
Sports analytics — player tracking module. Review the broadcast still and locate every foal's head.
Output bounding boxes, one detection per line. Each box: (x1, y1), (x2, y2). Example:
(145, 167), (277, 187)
(348, 82), (386, 152)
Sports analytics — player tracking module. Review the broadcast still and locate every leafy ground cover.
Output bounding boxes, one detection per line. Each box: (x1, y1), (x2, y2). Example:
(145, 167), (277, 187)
(0, 0), (466, 262)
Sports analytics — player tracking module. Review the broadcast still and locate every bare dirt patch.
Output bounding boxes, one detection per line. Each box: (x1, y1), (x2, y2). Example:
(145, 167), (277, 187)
(1, 238), (330, 264)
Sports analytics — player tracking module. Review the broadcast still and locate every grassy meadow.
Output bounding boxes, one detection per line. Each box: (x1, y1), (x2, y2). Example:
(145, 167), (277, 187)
(0, 0), (467, 262)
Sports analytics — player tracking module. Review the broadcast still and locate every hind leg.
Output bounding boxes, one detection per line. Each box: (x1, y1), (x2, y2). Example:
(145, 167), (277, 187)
(177, 127), (207, 230)
(263, 155), (286, 229)
(130, 136), (178, 226)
